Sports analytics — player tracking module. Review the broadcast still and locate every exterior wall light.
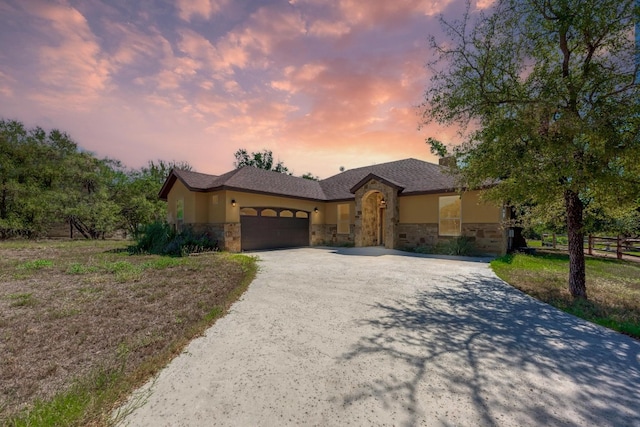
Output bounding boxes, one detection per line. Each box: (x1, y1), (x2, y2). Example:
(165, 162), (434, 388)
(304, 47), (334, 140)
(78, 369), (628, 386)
(231, 199), (236, 207)
(314, 207), (319, 213)
(380, 198), (386, 207)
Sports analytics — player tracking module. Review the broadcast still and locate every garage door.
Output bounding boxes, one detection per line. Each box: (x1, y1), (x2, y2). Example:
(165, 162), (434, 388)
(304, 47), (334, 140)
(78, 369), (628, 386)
(240, 208), (310, 251)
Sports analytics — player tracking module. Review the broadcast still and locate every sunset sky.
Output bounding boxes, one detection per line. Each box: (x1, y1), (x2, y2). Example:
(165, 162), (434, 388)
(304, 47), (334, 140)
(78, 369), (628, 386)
(0, 0), (494, 178)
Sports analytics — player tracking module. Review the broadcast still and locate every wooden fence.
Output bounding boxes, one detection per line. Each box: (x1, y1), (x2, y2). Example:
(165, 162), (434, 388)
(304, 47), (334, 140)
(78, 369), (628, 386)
(541, 234), (640, 259)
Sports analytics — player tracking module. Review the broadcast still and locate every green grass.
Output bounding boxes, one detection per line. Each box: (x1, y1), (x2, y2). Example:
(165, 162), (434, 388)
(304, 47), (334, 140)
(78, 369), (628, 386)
(10, 366), (125, 427)
(1, 240), (258, 426)
(491, 252), (640, 339)
(526, 239), (542, 248)
(7, 292), (37, 308)
(19, 259), (54, 270)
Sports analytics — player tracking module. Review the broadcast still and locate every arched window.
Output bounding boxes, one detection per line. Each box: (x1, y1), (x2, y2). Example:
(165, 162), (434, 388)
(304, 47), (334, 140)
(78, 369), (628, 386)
(240, 207), (258, 216)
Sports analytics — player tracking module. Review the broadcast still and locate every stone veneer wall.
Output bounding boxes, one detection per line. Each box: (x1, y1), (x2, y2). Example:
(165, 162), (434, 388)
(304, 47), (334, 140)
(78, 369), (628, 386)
(462, 223), (506, 255)
(398, 222), (506, 255)
(311, 224), (355, 246)
(188, 223), (241, 252)
(353, 180), (399, 249)
(397, 223), (439, 249)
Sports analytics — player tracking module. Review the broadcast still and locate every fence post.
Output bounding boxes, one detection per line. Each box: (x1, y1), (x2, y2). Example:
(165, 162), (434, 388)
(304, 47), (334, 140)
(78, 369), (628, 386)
(588, 235), (593, 255)
(552, 233), (557, 249)
(617, 235), (623, 260)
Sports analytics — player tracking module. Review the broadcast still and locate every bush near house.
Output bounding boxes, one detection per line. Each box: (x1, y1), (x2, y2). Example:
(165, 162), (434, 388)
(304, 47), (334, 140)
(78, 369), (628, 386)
(131, 222), (218, 256)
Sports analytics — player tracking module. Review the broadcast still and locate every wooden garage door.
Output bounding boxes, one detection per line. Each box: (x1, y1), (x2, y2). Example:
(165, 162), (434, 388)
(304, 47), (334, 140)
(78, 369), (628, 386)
(240, 208), (309, 251)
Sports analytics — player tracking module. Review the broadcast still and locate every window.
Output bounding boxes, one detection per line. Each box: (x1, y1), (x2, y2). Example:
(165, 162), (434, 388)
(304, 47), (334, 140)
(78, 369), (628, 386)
(176, 199), (184, 221)
(337, 204), (350, 234)
(176, 198), (184, 231)
(439, 196), (461, 236)
(240, 207), (257, 216)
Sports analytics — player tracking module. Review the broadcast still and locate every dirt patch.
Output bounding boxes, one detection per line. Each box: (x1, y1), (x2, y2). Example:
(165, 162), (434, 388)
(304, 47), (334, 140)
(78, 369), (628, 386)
(0, 240), (253, 421)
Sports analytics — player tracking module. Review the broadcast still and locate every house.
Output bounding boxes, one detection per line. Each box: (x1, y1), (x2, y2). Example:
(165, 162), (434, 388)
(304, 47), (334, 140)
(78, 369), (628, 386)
(158, 158), (507, 254)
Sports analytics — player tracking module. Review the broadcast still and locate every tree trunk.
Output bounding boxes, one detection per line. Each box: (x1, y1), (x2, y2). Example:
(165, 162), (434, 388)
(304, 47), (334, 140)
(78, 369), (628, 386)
(565, 189), (587, 299)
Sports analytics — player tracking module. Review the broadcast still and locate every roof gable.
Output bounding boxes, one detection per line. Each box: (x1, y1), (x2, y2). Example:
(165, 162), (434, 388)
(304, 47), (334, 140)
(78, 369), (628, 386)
(349, 173), (405, 194)
(158, 169), (219, 200)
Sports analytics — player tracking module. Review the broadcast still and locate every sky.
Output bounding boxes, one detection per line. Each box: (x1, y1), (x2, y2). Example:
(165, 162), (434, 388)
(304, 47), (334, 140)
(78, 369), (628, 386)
(0, 0), (494, 178)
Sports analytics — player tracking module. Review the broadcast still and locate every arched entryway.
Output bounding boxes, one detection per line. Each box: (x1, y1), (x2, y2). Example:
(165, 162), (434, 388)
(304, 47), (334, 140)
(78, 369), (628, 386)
(352, 174), (401, 249)
(361, 190), (386, 246)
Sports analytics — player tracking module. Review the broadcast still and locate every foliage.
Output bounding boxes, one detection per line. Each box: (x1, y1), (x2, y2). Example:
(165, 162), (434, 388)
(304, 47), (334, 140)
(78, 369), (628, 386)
(0, 118), (191, 239)
(301, 172), (319, 181)
(113, 160), (192, 236)
(423, 0), (640, 298)
(233, 148), (292, 174)
(404, 236), (477, 256)
(131, 222), (218, 256)
(443, 236), (477, 256)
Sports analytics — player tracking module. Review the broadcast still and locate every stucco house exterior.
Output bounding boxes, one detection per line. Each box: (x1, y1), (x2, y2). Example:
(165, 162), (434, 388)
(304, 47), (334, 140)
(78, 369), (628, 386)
(158, 158), (507, 254)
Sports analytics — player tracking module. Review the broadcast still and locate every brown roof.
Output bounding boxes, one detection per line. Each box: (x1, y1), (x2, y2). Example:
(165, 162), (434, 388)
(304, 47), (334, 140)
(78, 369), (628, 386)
(159, 158), (458, 201)
(320, 158), (457, 200)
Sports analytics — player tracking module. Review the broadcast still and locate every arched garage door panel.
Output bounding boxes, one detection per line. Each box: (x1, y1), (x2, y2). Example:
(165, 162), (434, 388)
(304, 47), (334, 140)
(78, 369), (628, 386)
(240, 210), (309, 251)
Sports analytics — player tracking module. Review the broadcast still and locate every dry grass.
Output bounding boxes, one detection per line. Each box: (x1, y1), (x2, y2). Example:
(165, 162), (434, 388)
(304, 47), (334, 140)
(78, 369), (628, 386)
(0, 240), (257, 425)
(491, 250), (640, 339)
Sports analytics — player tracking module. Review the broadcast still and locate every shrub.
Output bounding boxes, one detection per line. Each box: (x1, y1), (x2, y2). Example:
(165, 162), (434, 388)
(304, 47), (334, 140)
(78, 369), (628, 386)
(443, 236), (476, 256)
(131, 222), (218, 256)
(162, 227), (218, 256)
(414, 245), (435, 254)
(132, 222), (174, 255)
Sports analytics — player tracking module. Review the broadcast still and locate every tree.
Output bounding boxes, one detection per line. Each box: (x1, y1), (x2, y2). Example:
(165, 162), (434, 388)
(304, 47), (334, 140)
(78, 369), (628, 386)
(113, 160), (192, 236)
(422, 0), (640, 298)
(233, 148), (291, 174)
(301, 172), (319, 181)
(0, 119), (76, 237)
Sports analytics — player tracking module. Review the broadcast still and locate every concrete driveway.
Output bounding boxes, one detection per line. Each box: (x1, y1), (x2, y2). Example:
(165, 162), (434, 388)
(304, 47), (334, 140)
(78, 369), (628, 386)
(118, 247), (640, 427)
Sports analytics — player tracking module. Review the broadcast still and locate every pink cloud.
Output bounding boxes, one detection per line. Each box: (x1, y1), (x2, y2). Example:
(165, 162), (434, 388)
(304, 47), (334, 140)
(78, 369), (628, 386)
(176, 0), (229, 22)
(23, 1), (112, 107)
(0, 71), (15, 97)
(0, 0), (473, 180)
(104, 22), (173, 69)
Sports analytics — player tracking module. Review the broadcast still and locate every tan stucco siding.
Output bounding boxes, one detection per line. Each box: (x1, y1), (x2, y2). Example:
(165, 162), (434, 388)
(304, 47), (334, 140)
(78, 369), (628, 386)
(224, 191), (322, 224)
(323, 201), (356, 225)
(204, 192), (225, 223)
(399, 191), (501, 225)
(399, 194), (440, 223)
(461, 191), (502, 223)
(166, 179), (196, 223)
(194, 192), (210, 223)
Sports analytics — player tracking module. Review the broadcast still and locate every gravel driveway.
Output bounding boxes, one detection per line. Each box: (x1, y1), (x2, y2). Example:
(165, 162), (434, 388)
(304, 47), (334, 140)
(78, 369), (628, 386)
(118, 247), (640, 426)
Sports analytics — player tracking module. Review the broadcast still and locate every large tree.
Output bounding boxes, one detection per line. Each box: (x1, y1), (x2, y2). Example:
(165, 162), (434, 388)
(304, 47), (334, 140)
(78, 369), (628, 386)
(423, 0), (640, 298)
(0, 118), (192, 239)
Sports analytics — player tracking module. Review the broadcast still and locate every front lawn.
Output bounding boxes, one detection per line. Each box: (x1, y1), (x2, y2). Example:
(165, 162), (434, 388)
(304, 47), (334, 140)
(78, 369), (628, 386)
(491, 252), (640, 339)
(0, 240), (257, 426)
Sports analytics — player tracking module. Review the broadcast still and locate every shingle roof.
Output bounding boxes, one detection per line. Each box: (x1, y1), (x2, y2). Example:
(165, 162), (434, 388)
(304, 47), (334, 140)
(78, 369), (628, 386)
(320, 158), (457, 200)
(159, 158), (458, 201)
